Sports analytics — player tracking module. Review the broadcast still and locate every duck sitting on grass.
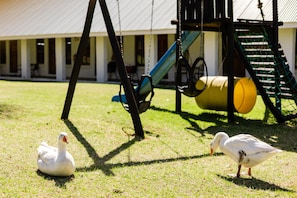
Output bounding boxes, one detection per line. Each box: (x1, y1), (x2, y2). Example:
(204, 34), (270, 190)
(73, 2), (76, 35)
(37, 132), (75, 177)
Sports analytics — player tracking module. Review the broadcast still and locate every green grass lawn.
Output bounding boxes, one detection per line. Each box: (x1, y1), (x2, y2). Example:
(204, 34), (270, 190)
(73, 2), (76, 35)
(0, 80), (296, 197)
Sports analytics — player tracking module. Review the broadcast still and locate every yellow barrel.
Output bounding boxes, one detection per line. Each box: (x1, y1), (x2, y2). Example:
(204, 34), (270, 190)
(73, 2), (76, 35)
(195, 76), (257, 114)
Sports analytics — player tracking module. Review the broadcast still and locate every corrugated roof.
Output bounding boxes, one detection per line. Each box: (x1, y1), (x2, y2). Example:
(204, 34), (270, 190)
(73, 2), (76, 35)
(234, 0), (297, 23)
(0, 0), (296, 40)
(0, 0), (176, 40)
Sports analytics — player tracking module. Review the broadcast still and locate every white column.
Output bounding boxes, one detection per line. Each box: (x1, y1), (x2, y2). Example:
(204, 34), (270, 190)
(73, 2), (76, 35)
(55, 38), (66, 81)
(279, 28), (296, 75)
(21, 39), (31, 79)
(144, 34), (157, 74)
(96, 36), (108, 82)
(204, 32), (219, 76)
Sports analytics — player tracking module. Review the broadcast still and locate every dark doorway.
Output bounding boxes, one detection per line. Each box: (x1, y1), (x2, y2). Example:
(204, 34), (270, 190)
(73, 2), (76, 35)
(48, 39), (56, 74)
(158, 35), (168, 79)
(9, 40), (18, 73)
(158, 35), (168, 60)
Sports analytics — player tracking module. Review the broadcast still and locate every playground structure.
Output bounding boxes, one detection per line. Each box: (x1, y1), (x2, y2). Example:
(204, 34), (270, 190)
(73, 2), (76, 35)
(174, 0), (297, 123)
(61, 0), (297, 139)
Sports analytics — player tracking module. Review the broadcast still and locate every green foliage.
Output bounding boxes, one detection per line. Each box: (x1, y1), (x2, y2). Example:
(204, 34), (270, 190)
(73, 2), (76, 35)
(0, 80), (296, 197)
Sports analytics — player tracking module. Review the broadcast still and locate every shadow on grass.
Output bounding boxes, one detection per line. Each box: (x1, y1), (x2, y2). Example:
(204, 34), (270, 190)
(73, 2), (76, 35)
(150, 105), (297, 153)
(0, 104), (22, 119)
(36, 170), (75, 188)
(64, 119), (138, 176)
(108, 152), (215, 169)
(150, 105), (235, 135)
(217, 174), (295, 193)
(63, 119), (215, 175)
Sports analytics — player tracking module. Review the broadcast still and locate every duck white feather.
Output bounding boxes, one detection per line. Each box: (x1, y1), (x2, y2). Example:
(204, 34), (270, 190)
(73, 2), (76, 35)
(210, 132), (282, 177)
(37, 132), (75, 176)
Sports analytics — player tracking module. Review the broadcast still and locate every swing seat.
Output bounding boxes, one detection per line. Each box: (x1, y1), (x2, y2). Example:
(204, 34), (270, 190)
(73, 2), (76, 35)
(122, 98), (151, 114)
(119, 74), (154, 114)
(177, 56), (208, 97)
(122, 102), (151, 113)
(178, 85), (204, 97)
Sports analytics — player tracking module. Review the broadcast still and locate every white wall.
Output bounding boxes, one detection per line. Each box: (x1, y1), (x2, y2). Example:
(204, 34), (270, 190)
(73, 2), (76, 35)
(96, 36), (108, 82)
(279, 28), (296, 76)
(55, 38), (66, 81)
(204, 32), (219, 76)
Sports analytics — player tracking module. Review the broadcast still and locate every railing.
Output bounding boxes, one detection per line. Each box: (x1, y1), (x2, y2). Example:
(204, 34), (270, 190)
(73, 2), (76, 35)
(181, 0), (230, 23)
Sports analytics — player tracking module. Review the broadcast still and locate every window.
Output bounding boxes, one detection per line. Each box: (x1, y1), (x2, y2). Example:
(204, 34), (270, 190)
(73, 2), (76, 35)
(158, 35), (168, 60)
(135, 35), (144, 66)
(0, 41), (6, 64)
(65, 38), (71, 65)
(36, 39), (44, 64)
(158, 35), (168, 79)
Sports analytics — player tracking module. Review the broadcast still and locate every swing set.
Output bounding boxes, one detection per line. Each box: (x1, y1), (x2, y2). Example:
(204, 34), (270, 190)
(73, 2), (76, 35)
(61, 0), (155, 138)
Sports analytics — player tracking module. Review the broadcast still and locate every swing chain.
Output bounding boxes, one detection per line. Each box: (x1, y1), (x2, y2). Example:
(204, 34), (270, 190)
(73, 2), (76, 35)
(177, 0), (183, 58)
(146, 0), (155, 74)
(200, 0), (204, 58)
(116, 0), (124, 57)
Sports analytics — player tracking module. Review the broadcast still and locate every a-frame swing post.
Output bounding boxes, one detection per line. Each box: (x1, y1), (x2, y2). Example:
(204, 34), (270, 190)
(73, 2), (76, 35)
(61, 0), (97, 120)
(61, 0), (144, 138)
(98, 0), (144, 138)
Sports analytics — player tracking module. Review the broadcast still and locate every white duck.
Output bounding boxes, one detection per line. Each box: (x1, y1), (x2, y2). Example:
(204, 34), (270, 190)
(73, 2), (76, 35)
(210, 132), (282, 177)
(37, 132), (75, 176)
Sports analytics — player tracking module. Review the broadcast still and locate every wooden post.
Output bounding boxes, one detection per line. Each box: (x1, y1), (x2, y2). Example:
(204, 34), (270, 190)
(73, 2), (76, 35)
(273, 0), (281, 112)
(227, 0), (234, 122)
(175, 0), (182, 113)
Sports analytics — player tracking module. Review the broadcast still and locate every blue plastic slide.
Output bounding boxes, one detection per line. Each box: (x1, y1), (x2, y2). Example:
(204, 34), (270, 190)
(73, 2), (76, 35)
(112, 31), (201, 102)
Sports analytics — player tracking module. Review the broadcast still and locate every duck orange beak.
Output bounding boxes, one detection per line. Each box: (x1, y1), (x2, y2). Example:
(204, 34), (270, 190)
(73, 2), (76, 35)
(210, 148), (214, 155)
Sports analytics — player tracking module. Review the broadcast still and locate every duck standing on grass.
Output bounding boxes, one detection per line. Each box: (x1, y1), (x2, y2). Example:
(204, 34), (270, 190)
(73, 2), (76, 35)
(210, 132), (282, 177)
(37, 132), (75, 177)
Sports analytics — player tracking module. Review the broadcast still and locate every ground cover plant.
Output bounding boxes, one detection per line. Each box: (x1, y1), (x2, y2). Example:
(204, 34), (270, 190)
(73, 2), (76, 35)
(0, 80), (296, 197)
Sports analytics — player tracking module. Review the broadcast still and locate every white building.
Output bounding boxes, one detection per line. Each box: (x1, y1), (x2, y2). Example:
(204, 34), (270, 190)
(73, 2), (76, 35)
(0, 0), (296, 82)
